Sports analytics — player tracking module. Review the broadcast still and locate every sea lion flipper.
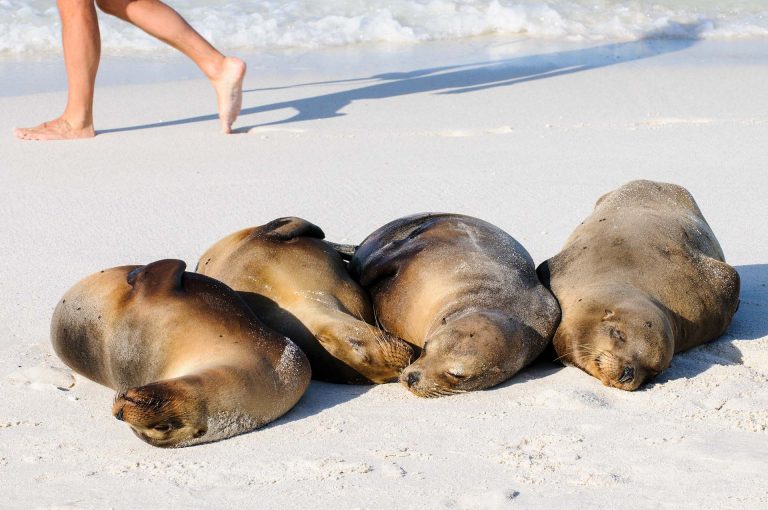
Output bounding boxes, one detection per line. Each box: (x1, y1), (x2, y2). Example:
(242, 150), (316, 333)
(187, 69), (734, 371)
(536, 260), (552, 288)
(127, 259), (187, 294)
(702, 256), (741, 320)
(327, 241), (357, 260)
(314, 315), (413, 383)
(262, 217), (325, 241)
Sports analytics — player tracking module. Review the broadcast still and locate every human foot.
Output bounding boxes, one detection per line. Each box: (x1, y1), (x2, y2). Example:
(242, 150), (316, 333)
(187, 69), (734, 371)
(14, 118), (95, 141)
(212, 57), (246, 134)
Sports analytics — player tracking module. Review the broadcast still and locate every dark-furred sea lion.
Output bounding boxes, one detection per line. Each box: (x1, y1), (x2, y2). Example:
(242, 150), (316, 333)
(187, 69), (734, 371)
(51, 259), (311, 447)
(348, 213), (561, 397)
(198, 217), (413, 384)
(537, 180), (740, 390)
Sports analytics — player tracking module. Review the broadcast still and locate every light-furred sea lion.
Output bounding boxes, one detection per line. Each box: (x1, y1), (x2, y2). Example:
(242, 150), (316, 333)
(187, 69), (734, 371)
(348, 213), (561, 397)
(51, 259), (311, 448)
(197, 217), (414, 384)
(537, 180), (740, 390)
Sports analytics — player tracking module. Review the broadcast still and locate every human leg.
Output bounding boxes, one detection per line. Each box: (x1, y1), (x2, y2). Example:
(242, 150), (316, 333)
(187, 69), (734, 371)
(96, 0), (245, 133)
(14, 0), (100, 141)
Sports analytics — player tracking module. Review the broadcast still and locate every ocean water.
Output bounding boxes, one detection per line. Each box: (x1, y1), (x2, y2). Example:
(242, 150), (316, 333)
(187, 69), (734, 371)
(1, 0), (766, 58)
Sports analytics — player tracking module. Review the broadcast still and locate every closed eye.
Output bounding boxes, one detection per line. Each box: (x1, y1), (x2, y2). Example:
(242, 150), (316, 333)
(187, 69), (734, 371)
(445, 371), (468, 380)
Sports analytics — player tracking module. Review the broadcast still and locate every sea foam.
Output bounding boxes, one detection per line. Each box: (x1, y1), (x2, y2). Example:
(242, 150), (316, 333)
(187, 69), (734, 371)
(1, 0), (767, 58)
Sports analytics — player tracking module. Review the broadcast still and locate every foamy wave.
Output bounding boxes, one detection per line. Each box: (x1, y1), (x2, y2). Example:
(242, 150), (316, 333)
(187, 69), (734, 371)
(1, 0), (767, 57)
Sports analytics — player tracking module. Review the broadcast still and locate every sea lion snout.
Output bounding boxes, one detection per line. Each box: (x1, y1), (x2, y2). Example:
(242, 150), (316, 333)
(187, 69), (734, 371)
(113, 402), (125, 421)
(404, 371), (421, 388)
(618, 366), (635, 384)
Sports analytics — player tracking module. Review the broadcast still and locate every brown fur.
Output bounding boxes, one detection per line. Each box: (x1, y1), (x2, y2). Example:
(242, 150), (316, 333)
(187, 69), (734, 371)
(537, 180), (740, 390)
(51, 259), (310, 447)
(197, 217), (413, 384)
(349, 213), (561, 397)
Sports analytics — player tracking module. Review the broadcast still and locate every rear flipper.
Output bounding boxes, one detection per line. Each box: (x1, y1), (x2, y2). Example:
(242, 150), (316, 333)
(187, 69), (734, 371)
(327, 241), (357, 261)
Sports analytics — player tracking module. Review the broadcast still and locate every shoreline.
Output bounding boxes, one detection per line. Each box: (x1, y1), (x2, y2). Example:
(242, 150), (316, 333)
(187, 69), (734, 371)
(3, 37), (768, 98)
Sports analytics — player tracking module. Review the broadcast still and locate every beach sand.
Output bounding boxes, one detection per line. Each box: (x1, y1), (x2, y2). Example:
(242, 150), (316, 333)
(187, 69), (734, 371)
(1, 38), (767, 508)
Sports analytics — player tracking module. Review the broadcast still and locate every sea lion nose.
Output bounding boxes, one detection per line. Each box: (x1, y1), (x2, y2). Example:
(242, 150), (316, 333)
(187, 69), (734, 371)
(406, 371), (421, 387)
(618, 366), (635, 383)
(114, 405), (125, 421)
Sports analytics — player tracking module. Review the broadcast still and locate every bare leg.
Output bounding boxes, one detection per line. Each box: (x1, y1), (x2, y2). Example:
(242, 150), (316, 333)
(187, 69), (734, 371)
(14, 0), (100, 141)
(97, 0), (245, 133)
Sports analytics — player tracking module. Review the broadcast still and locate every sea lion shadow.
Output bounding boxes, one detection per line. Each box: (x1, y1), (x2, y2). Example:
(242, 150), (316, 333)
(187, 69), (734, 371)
(639, 264), (767, 387)
(269, 381), (373, 429)
(488, 351), (566, 393)
(729, 264), (768, 340)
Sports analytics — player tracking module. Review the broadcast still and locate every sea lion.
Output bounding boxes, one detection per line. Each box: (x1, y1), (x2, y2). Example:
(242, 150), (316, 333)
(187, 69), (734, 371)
(51, 259), (311, 448)
(347, 213), (561, 397)
(197, 217), (414, 384)
(537, 180), (740, 390)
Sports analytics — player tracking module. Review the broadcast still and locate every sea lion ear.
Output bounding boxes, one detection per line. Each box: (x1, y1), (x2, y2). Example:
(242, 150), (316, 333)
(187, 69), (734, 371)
(127, 259), (187, 294)
(262, 217), (325, 241)
(602, 309), (615, 321)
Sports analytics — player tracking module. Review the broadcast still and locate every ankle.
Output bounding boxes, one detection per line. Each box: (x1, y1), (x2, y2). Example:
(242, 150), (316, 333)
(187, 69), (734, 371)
(60, 113), (93, 131)
(202, 56), (228, 82)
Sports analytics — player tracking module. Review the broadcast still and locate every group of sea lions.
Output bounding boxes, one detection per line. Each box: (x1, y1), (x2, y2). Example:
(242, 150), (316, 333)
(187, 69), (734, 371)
(51, 180), (740, 447)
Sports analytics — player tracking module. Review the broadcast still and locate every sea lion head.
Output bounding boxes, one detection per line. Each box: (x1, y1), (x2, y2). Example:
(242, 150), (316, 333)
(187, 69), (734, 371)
(555, 291), (674, 391)
(112, 377), (209, 448)
(400, 310), (523, 397)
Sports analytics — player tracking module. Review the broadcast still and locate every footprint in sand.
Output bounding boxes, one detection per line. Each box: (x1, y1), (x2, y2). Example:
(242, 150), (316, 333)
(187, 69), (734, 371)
(7, 365), (75, 390)
(380, 462), (407, 478)
(451, 489), (520, 509)
(521, 388), (611, 410)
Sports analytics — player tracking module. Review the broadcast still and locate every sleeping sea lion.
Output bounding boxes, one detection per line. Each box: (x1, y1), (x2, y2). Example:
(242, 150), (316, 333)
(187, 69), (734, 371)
(51, 259), (311, 447)
(537, 180), (740, 390)
(348, 213), (561, 397)
(198, 217), (413, 384)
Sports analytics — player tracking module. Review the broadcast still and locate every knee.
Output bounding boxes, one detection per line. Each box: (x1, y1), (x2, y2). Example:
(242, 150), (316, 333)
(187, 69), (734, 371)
(57, 0), (95, 10)
(95, 0), (126, 16)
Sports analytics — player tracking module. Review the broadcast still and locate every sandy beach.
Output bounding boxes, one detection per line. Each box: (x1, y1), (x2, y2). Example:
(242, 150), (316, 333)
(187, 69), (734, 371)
(1, 36), (767, 508)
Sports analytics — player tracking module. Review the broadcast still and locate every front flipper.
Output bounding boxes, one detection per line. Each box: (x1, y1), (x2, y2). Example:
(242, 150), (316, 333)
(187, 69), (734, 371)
(127, 259), (187, 295)
(355, 236), (428, 289)
(314, 311), (414, 384)
(259, 217), (325, 241)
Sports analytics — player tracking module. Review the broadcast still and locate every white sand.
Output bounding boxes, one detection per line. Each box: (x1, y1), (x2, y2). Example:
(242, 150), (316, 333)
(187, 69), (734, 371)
(1, 38), (767, 508)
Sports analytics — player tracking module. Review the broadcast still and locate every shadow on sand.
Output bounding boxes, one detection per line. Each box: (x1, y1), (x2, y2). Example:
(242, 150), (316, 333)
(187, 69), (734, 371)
(269, 380), (373, 428)
(99, 30), (700, 135)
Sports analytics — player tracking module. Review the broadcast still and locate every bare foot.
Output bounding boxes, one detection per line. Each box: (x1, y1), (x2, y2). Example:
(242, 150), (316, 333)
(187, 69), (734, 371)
(212, 57), (246, 134)
(14, 118), (95, 141)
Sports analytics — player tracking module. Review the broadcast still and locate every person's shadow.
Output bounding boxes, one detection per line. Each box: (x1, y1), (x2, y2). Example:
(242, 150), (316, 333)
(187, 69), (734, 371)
(99, 27), (701, 135)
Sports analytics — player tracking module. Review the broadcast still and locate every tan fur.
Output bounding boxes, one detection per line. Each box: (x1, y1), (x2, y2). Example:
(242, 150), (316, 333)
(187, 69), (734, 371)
(51, 259), (310, 447)
(538, 180), (740, 390)
(197, 217), (413, 384)
(350, 213), (561, 397)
